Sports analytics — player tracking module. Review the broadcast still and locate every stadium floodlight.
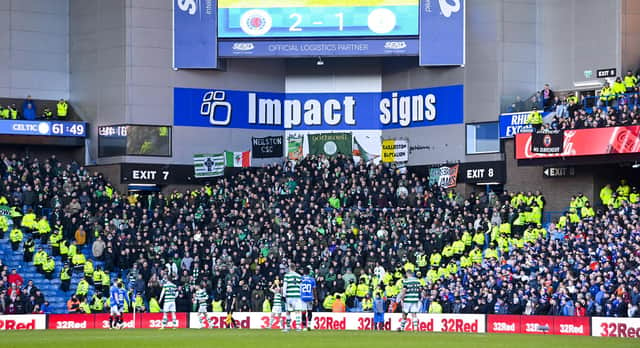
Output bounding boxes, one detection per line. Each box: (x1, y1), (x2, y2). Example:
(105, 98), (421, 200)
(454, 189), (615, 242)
(632, 162), (640, 169)
(316, 57), (324, 66)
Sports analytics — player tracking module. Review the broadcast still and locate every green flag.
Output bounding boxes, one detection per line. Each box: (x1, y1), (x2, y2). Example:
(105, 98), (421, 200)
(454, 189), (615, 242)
(0, 205), (10, 217)
(193, 153), (224, 178)
(308, 133), (352, 156)
(287, 135), (304, 160)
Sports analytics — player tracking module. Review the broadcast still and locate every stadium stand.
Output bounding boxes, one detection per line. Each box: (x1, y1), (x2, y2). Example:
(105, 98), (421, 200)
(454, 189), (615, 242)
(510, 72), (640, 131)
(1, 154), (639, 317)
(0, 97), (74, 121)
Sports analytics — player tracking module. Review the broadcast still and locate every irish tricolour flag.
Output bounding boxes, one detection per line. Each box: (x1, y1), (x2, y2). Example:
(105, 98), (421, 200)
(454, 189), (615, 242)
(224, 151), (251, 167)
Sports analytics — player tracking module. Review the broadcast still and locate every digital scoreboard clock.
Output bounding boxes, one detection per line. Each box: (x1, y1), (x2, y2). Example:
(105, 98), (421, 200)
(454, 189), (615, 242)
(0, 121), (86, 137)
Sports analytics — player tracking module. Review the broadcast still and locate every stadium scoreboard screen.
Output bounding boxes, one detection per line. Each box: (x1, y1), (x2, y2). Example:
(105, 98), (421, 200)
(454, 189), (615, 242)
(98, 125), (172, 158)
(0, 121), (87, 137)
(218, 0), (419, 38)
(173, 0), (464, 65)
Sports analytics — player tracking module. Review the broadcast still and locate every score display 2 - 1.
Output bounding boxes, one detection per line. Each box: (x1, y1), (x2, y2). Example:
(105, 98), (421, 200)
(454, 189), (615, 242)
(218, 1), (419, 38)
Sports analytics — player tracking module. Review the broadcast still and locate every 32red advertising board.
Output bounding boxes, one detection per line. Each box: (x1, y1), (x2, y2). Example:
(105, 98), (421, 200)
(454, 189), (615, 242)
(138, 313), (187, 329)
(592, 317), (640, 338)
(487, 315), (589, 336)
(93, 313), (137, 329)
(48, 314), (96, 329)
(48, 313), (188, 329)
(0, 315), (46, 330)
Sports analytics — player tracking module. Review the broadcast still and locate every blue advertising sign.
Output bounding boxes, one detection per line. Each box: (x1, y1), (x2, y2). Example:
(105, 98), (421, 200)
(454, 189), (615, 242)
(174, 85), (464, 131)
(218, 39), (419, 58)
(0, 121), (87, 137)
(419, 0), (465, 66)
(499, 111), (551, 138)
(173, 0), (218, 69)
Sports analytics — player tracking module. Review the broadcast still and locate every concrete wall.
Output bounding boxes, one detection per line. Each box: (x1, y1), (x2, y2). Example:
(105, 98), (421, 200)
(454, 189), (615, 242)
(537, 0), (621, 91)
(622, 0), (640, 73)
(502, 0), (537, 102)
(285, 58), (382, 93)
(0, 0), (69, 99)
(69, 0), (127, 161)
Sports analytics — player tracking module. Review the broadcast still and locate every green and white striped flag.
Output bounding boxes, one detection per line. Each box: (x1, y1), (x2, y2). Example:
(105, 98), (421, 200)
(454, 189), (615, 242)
(193, 153), (224, 178)
(0, 205), (10, 217)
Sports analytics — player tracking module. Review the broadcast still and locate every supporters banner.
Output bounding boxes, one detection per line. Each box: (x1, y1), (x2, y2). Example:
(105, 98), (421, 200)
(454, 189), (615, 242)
(173, 0), (218, 69)
(381, 139), (409, 163)
(592, 317), (640, 337)
(193, 153), (225, 178)
(420, 0), (465, 66)
(487, 315), (589, 336)
(251, 136), (283, 158)
(224, 151), (251, 167)
(353, 137), (378, 163)
(287, 135), (304, 160)
(189, 312), (484, 332)
(429, 165), (460, 188)
(531, 130), (564, 154)
(516, 126), (640, 159)
(308, 133), (353, 156)
(0, 314), (46, 330)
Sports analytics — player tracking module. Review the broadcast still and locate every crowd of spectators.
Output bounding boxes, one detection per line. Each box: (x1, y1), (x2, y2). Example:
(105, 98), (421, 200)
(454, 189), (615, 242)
(1, 153), (639, 317)
(0, 96), (69, 121)
(510, 71), (640, 131)
(0, 263), (50, 314)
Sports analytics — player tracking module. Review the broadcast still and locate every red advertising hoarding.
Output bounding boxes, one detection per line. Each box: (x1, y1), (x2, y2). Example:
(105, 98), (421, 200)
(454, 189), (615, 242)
(48, 314), (96, 329)
(592, 317), (640, 338)
(487, 314), (520, 334)
(487, 315), (589, 336)
(139, 313), (188, 329)
(553, 316), (590, 336)
(0, 315), (46, 330)
(93, 313), (137, 329)
(515, 126), (640, 159)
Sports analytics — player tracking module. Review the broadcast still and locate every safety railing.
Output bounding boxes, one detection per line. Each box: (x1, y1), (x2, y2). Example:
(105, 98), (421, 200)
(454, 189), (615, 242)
(577, 92), (639, 112)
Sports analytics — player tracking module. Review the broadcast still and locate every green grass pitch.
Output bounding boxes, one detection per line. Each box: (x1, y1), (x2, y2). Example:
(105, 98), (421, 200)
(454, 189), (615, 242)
(2, 329), (637, 348)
